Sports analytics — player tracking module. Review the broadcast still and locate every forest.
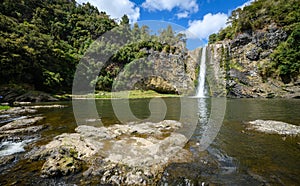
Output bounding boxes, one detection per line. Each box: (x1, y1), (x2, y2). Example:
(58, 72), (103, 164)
(0, 0), (186, 93)
(1, 0), (299, 94)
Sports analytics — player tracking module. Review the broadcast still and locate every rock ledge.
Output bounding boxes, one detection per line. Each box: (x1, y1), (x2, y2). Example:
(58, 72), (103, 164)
(246, 120), (300, 136)
(30, 120), (192, 185)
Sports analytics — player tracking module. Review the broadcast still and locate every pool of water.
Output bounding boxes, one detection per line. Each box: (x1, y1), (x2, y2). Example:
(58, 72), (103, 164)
(0, 98), (299, 185)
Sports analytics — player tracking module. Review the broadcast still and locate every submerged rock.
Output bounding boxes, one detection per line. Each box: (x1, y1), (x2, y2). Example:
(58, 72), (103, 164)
(0, 155), (15, 167)
(0, 138), (37, 157)
(246, 120), (300, 136)
(31, 120), (192, 185)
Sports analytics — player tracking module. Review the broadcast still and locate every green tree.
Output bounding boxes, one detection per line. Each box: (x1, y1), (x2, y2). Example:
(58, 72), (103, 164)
(270, 24), (300, 83)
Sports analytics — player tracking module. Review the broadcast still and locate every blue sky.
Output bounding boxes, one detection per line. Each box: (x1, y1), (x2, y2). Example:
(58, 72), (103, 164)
(77, 0), (254, 49)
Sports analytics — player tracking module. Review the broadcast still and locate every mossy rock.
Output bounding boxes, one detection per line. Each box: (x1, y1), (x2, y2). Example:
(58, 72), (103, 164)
(41, 146), (82, 177)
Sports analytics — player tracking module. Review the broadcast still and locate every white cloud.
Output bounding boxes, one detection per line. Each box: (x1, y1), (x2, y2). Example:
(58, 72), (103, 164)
(176, 11), (189, 19)
(142, 0), (199, 14)
(236, 0), (255, 10)
(186, 13), (228, 40)
(185, 0), (255, 41)
(77, 0), (140, 23)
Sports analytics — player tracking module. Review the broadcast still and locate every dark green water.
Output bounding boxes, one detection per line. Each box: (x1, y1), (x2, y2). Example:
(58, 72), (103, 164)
(0, 98), (299, 185)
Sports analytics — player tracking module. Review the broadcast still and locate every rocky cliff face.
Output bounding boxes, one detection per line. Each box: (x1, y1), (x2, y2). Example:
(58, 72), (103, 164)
(208, 23), (300, 98)
(114, 48), (196, 95)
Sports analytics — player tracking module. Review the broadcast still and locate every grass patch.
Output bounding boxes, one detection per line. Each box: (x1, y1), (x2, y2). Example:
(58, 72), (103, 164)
(0, 105), (10, 110)
(72, 90), (180, 99)
(126, 90), (179, 99)
(53, 94), (72, 100)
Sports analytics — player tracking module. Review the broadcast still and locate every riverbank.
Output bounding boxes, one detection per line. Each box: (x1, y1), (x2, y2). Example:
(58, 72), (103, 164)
(73, 90), (180, 99)
(0, 85), (180, 104)
(0, 85), (61, 104)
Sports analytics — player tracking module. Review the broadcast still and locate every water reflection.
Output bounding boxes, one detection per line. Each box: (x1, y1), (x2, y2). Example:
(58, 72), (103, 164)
(193, 97), (226, 151)
(197, 98), (209, 133)
(0, 98), (299, 185)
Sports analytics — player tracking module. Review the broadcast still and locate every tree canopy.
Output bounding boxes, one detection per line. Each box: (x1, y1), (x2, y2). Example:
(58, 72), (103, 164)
(0, 0), (187, 93)
(210, 0), (300, 42)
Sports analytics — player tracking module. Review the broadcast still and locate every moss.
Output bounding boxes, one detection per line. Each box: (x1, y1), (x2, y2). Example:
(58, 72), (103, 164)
(229, 59), (244, 71)
(69, 148), (78, 158)
(0, 105), (10, 110)
(220, 46), (225, 68)
(53, 94), (71, 101)
(194, 65), (200, 87)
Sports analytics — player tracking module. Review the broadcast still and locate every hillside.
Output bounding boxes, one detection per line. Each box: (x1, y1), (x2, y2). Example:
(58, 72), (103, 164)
(0, 0), (117, 92)
(1, 0), (299, 100)
(0, 0), (195, 102)
(208, 0), (300, 98)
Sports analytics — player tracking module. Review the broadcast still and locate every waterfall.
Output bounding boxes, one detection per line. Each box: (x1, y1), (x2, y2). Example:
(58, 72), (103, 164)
(196, 46), (207, 97)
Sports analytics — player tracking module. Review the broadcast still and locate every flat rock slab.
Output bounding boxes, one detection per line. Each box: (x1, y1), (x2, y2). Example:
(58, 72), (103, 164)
(27, 105), (67, 109)
(0, 107), (37, 115)
(31, 120), (192, 185)
(0, 117), (44, 131)
(246, 120), (300, 136)
(0, 125), (46, 135)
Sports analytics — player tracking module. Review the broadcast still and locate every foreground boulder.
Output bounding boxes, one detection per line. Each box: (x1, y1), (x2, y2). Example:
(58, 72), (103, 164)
(246, 120), (300, 136)
(31, 120), (192, 185)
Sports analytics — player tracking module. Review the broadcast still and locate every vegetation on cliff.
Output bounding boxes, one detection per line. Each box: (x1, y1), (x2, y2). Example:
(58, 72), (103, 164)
(0, 0), (187, 94)
(90, 24), (187, 92)
(209, 0), (300, 83)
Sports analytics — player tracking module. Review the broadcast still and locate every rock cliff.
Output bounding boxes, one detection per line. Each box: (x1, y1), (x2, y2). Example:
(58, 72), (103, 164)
(207, 23), (300, 98)
(114, 48), (197, 95)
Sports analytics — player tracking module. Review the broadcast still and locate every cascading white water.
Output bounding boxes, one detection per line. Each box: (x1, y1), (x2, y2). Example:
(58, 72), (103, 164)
(196, 46), (207, 97)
